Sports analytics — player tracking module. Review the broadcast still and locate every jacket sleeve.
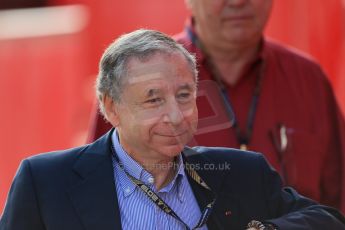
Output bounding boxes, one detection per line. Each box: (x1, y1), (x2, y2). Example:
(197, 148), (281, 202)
(0, 160), (45, 230)
(258, 154), (345, 230)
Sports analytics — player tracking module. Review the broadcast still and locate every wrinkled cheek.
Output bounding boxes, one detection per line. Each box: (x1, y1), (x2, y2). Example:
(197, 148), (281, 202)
(184, 106), (198, 129)
(182, 105), (196, 117)
(134, 109), (163, 126)
(212, 0), (225, 14)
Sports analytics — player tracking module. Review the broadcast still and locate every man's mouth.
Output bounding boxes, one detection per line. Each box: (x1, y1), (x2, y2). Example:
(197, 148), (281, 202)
(158, 131), (188, 137)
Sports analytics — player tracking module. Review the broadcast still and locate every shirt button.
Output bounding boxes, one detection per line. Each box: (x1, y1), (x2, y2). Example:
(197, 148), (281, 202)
(148, 177), (154, 184)
(125, 188), (131, 194)
(178, 193), (182, 200)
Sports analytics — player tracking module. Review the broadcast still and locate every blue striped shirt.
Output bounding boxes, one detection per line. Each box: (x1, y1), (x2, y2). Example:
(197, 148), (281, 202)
(111, 130), (208, 230)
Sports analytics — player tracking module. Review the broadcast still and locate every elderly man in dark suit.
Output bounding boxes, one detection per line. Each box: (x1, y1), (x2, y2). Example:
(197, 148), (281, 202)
(1, 29), (344, 230)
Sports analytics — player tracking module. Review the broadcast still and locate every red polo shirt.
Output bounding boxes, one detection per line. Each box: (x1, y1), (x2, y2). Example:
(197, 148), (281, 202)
(175, 26), (345, 209)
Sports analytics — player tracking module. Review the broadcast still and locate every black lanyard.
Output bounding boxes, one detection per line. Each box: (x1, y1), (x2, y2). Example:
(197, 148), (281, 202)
(187, 27), (265, 150)
(111, 145), (215, 230)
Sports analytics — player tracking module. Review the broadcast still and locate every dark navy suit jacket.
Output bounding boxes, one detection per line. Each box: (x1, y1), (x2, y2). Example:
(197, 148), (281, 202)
(1, 129), (345, 230)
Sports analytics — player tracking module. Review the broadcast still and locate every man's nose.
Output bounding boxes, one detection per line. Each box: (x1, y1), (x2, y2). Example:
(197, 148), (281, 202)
(162, 100), (184, 125)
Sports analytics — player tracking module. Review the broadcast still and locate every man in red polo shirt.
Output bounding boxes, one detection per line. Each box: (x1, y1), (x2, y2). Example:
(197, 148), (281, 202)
(88, 0), (345, 211)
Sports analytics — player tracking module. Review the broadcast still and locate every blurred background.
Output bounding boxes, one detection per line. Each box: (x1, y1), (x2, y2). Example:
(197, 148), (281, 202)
(0, 0), (344, 214)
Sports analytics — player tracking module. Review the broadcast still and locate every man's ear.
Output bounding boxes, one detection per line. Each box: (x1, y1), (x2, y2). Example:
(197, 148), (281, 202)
(102, 95), (120, 127)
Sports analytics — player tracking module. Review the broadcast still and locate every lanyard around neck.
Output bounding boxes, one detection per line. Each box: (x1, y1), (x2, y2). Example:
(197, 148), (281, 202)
(187, 27), (265, 150)
(111, 144), (216, 230)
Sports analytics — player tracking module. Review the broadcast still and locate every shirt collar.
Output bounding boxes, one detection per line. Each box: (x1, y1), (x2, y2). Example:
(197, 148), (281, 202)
(159, 154), (186, 197)
(112, 129), (186, 200)
(112, 129), (143, 180)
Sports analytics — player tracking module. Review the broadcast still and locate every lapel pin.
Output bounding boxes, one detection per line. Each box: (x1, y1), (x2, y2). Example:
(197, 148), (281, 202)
(225, 210), (232, 216)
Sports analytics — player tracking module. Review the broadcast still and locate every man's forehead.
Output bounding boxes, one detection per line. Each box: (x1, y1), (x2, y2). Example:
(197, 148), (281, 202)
(127, 63), (174, 85)
(126, 58), (194, 84)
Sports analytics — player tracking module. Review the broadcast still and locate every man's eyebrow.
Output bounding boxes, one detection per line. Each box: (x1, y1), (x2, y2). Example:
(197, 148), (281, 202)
(143, 83), (195, 97)
(178, 83), (196, 91)
(145, 88), (161, 97)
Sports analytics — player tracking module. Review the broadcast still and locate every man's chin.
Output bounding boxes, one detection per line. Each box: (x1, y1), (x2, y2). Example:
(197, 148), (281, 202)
(158, 144), (186, 157)
(153, 134), (193, 156)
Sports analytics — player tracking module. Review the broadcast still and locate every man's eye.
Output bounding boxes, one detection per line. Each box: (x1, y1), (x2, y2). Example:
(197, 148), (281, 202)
(177, 93), (191, 100)
(146, 98), (162, 104)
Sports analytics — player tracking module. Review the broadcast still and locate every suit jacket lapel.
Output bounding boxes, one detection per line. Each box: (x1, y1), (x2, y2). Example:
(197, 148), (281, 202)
(183, 147), (240, 230)
(68, 129), (122, 230)
(182, 146), (226, 194)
